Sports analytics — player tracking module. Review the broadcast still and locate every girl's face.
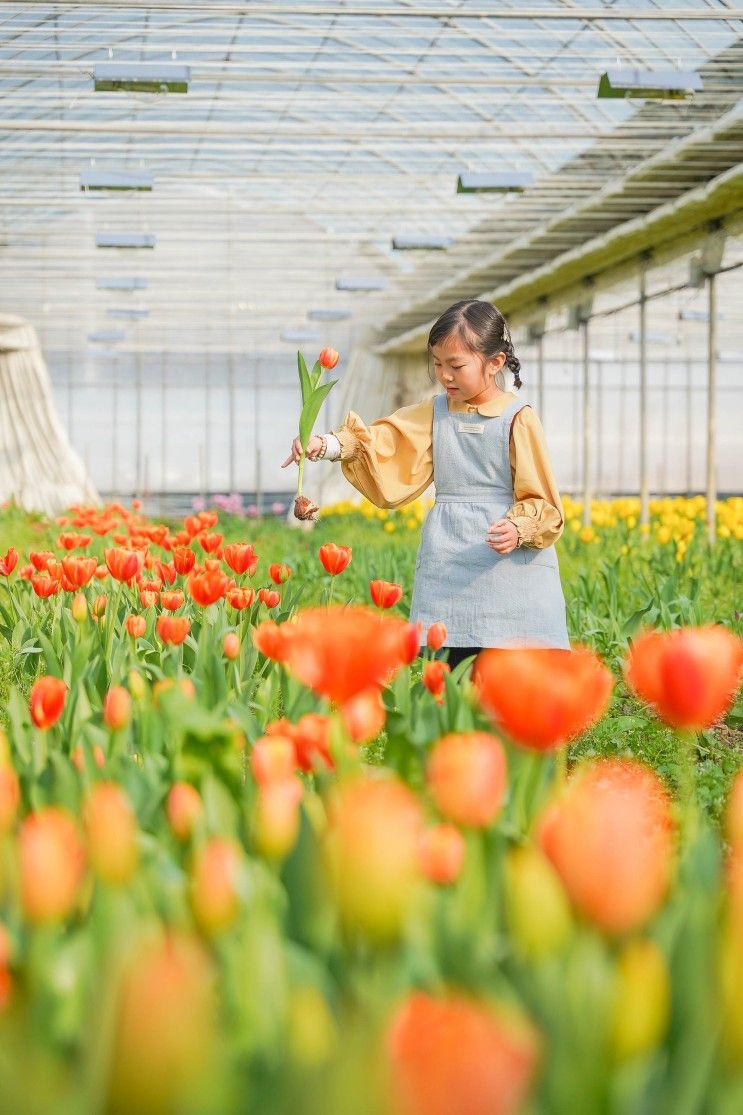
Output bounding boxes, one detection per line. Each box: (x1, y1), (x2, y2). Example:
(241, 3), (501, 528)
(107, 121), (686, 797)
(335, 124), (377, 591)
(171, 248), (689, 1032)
(430, 332), (506, 403)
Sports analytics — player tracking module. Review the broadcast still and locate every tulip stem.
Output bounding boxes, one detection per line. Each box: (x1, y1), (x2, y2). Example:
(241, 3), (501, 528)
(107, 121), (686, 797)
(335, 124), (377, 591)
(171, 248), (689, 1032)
(677, 728), (700, 845)
(297, 451), (305, 499)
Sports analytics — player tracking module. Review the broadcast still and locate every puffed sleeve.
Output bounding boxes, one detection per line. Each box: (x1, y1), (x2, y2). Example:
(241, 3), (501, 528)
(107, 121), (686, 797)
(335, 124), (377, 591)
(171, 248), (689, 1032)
(331, 398), (434, 510)
(505, 406), (565, 549)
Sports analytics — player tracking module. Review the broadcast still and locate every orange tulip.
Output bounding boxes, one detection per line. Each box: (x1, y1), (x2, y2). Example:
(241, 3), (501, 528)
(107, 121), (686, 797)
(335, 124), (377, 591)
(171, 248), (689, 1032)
(156, 615), (191, 646)
(318, 346), (340, 369)
(126, 614), (146, 638)
(0, 548), (18, 576)
(253, 776), (304, 861)
(427, 732), (507, 828)
(422, 660), (450, 697)
(0, 766), (20, 834)
(29, 550), (54, 571)
(190, 837), (242, 935)
(258, 587), (280, 609)
(282, 606), (411, 704)
(187, 568), (229, 606)
(19, 807), (85, 924)
(71, 592), (88, 622)
(139, 590), (158, 609)
(269, 562), (292, 585)
(61, 555), (97, 588)
(84, 782), (139, 884)
(370, 579), (403, 609)
(341, 686), (386, 744)
(71, 743), (105, 774)
(156, 559), (177, 586)
(160, 589), (185, 611)
(292, 713), (334, 773)
(198, 531), (223, 555)
(624, 624), (743, 732)
(31, 573), (59, 598)
(105, 547), (140, 583)
(418, 824), (465, 885)
(57, 531), (91, 550)
(253, 619), (289, 662)
(222, 542), (256, 575)
(104, 686), (131, 731)
(426, 622), (447, 651)
(250, 734), (297, 784)
(166, 783), (204, 841)
(399, 621), (422, 664)
(223, 632), (240, 660)
(228, 587), (255, 610)
(93, 593), (108, 617)
(173, 546), (196, 576)
(29, 675), (67, 729)
(473, 645), (613, 751)
(326, 776), (424, 942)
(538, 758), (675, 935)
(318, 543), (352, 576)
(386, 991), (538, 1115)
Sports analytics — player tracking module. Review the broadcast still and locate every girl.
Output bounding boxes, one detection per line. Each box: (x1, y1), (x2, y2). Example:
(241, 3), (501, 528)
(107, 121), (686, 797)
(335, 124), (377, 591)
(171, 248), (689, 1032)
(282, 299), (570, 669)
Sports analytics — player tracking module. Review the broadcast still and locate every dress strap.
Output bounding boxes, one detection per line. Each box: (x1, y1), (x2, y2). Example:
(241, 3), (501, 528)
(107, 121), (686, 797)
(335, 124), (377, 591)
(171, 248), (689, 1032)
(499, 393), (531, 433)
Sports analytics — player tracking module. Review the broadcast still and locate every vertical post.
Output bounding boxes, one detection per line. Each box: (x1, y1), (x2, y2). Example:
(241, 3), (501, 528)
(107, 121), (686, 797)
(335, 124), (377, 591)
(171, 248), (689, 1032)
(595, 360), (603, 497)
(254, 357), (261, 516)
(537, 334), (545, 421)
(204, 351), (211, 505)
(581, 320), (591, 526)
(228, 352), (236, 493)
(661, 360), (669, 494)
(618, 360), (625, 494)
(572, 360), (580, 496)
(706, 273), (717, 545)
(67, 351), (74, 435)
(135, 351), (143, 499)
(198, 444), (206, 506)
(160, 351), (167, 516)
(686, 357), (693, 495)
(638, 262), (649, 530)
(111, 366), (118, 496)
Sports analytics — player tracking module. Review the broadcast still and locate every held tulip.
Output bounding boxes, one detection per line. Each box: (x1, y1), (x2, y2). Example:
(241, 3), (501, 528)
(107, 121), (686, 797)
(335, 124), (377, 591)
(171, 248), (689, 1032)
(538, 758), (675, 935)
(427, 732), (507, 828)
(473, 645), (613, 751)
(385, 992), (539, 1115)
(318, 543), (352, 576)
(370, 579), (404, 609)
(318, 346), (340, 369)
(104, 686), (132, 731)
(426, 622), (447, 651)
(624, 624), (743, 731)
(166, 783), (204, 841)
(19, 808), (85, 924)
(223, 632), (240, 660)
(84, 782), (139, 884)
(29, 675), (67, 729)
(418, 824), (466, 886)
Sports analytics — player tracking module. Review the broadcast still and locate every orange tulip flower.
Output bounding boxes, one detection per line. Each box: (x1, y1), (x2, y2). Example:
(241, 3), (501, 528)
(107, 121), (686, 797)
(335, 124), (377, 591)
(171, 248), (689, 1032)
(31, 573), (59, 598)
(29, 675), (67, 729)
(0, 548), (18, 576)
(173, 546), (196, 576)
(160, 589), (185, 612)
(253, 777), (304, 861)
(222, 542), (256, 575)
(156, 615), (191, 646)
(624, 624), (743, 732)
(166, 783), (204, 841)
(0, 766), (20, 834)
(252, 620), (289, 662)
(92, 593), (108, 617)
(29, 550), (55, 571)
(156, 559), (177, 586)
(187, 568), (229, 606)
(291, 712), (334, 773)
(223, 632), (240, 660)
(427, 732), (507, 828)
(386, 991), (538, 1115)
(418, 824), (466, 886)
(227, 587), (255, 610)
(105, 547), (140, 583)
(103, 686), (131, 731)
(426, 622), (447, 651)
(61, 555), (97, 588)
(399, 621), (422, 664)
(282, 605), (411, 704)
(341, 686), (387, 744)
(19, 807), (85, 924)
(370, 579), (403, 609)
(190, 837), (242, 935)
(250, 734), (297, 785)
(269, 562), (292, 585)
(538, 757), (675, 935)
(318, 346), (340, 369)
(318, 543), (352, 576)
(422, 660), (450, 698)
(84, 782), (139, 884)
(473, 645), (613, 751)
(258, 587), (280, 609)
(140, 590), (158, 609)
(197, 531), (223, 555)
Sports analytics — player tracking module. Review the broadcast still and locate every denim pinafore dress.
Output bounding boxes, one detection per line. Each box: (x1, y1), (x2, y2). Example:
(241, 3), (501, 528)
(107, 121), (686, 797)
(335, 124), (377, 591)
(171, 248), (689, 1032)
(409, 392), (570, 649)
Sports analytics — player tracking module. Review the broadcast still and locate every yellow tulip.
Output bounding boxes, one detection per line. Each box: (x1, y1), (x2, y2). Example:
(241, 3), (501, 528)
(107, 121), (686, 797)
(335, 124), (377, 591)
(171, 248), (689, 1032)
(610, 938), (670, 1061)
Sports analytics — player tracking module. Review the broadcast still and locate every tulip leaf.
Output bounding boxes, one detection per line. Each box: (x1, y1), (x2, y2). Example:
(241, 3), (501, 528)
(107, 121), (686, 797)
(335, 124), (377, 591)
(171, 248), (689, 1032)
(298, 380), (337, 449)
(297, 351), (312, 406)
(310, 360), (323, 390)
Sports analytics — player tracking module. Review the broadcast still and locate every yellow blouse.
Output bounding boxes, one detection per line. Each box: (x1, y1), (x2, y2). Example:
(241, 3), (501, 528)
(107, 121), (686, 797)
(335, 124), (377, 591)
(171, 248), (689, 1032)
(330, 391), (564, 549)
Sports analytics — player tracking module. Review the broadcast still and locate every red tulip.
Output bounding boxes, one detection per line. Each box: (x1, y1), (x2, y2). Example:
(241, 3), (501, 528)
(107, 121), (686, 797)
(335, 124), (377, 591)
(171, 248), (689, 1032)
(399, 621), (422, 664)
(156, 615), (191, 646)
(160, 589), (185, 611)
(422, 660), (450, 697)
(187, 568), (229, 606)
(84, 782), (139, 884)
(173, 546), (196, 576)
(473, 645), (613, 751)
(291, 713), (334, 773)
(341, 686), (387, 744)
(269, 562), (292, 585)
(61, 555), (97, 588)
(228, 587), (255, 610)
(426, 622), (447, 651)
(624, 624), (743, 732)
(198, 531), (223, 555)
(538, 758), (675, 935)
(29, 675), (67, 729)
(370, 579), (403, 609)
(104, 686), (131, 731)
(223, 632), (240, 660)
(31, 573), (59, 598)
(190, 838), (242, 935)
(222, 542), (256, 575)
(0, 766), (20, 834)
(418, 824), (466, 886)
(0, 548), (18, 576)
(427, 732), (507, 828)
(258, 587), (280, 609)
(282, 605), (411, 704)
(250, 734), (296, 785)
(166, 783), (204, 841)
(105, 547), (140, 583)
(29, 550), (54, 571)
(139, 590), (158, 609)
(318, 543), (352, 576)
(156, 559), (177, 586)
(252, 620), (289, 662)
(318, 346), (340, 369)
(19, 807), (85, 924)
(386, 991), (538, 1115)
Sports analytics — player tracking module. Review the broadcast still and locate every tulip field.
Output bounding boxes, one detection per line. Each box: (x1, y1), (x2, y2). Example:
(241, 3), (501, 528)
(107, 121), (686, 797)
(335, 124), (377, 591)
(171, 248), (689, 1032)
(0, 494), (742, 1115)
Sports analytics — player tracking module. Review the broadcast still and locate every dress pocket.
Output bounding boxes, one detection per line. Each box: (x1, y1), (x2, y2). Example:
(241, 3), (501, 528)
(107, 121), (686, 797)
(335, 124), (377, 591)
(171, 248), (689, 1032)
(520, 546), (558, 568)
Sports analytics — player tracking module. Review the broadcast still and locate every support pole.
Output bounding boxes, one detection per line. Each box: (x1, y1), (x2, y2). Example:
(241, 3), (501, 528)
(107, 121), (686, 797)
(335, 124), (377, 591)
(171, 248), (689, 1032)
(706, 272), (718, 545)
(537, 333), (545, 421)
(160, 351), (167, 515)
(581, 319), (591, 527)
(228, 352), (236, 493)
(638, 262), (649, 531)
(135, 351), (143, 499)
(254, 357), (262, 516)
(686, 357), (693, 496)
(111, 367), (118, 496)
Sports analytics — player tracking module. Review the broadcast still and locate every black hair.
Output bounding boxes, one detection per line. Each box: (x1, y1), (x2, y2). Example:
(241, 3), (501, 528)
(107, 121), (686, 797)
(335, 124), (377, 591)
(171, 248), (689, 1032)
(426, 299), (522, 389)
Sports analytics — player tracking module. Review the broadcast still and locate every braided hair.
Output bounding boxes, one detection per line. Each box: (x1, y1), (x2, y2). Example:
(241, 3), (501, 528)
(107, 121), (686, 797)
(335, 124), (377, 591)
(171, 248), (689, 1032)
(427, 299), (522, 390)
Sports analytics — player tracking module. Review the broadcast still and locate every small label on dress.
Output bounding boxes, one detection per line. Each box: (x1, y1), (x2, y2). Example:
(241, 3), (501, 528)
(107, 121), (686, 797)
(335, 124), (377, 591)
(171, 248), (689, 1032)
(457, 421), (485, 434)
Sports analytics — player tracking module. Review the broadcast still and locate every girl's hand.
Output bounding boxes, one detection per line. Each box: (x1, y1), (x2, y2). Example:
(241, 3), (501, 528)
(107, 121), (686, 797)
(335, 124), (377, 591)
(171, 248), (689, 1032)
(487, 518), (519, 554)
(281, 435), (324, 468)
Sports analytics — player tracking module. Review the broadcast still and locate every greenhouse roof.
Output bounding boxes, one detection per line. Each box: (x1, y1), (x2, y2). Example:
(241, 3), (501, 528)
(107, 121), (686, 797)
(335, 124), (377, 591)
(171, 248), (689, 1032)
(1, 0), (742, 355)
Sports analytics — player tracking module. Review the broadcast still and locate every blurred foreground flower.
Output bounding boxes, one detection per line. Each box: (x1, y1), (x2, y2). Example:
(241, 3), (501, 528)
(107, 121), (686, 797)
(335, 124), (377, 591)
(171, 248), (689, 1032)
(29, 675), (67, 729)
